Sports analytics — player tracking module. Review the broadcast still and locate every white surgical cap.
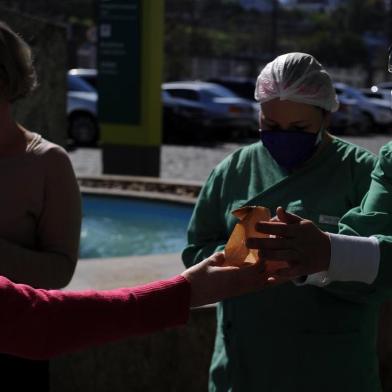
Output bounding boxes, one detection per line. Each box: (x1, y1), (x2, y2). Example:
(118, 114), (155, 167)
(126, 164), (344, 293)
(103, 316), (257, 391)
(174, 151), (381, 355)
(255, 52), (339, 112)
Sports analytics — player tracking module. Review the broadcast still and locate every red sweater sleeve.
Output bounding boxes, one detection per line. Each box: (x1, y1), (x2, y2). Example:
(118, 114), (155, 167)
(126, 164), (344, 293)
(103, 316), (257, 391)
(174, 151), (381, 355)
(0, 275), (190, 359)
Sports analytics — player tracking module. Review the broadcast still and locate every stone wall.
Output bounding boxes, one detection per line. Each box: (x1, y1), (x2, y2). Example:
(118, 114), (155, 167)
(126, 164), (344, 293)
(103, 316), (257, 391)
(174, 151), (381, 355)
(50, 306), (216, 392)
(0, 8), (67, 146)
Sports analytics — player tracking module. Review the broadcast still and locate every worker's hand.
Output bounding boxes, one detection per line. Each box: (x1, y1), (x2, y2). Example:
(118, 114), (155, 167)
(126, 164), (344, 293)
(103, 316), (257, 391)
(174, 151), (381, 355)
(246, 207), (331, 279)
(181, 252), (278, 308)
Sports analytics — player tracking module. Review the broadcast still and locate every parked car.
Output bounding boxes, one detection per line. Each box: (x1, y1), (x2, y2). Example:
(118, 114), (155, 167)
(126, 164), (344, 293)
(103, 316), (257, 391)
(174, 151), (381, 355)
(363, 87), (392, 108)
(67, 73), (99, 145)
(363, 86), (392, 108)
(68, 68), (97, 89)
(334, 82), (392, 132)
(162, 81), (258, 141)
(207, 77), (260, 124)
(207, 77), (256, 101)
(375, 81), (392, 91)
(330, 95), (367, 135)
(162, 90), (210, 143)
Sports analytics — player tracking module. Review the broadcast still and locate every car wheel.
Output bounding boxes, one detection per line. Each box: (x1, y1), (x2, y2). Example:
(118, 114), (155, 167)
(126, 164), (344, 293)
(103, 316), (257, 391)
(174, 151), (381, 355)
(238, 126), (259, 140)
(69, 114), (99, 146)
(357, 112), (374, 134)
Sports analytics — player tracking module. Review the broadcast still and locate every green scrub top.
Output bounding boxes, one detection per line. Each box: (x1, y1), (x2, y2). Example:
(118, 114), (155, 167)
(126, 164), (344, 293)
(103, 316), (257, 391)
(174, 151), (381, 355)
(182, 137), (377, 392)
(338, 141), (392, 299)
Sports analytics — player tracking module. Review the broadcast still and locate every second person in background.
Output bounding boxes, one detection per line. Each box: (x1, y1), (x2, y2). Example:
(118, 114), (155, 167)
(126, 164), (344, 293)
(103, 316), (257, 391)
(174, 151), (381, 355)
(182, 52), (378, 391)
(0, 21), (81, 391)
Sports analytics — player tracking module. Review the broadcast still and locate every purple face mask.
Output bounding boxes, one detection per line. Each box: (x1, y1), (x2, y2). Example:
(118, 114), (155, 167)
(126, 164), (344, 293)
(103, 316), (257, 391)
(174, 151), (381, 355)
(260, 129), (321, 171)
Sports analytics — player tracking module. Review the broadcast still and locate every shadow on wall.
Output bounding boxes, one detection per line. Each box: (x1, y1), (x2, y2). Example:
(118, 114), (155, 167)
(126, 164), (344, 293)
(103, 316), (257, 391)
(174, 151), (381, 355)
(50, 293), (392, 391)
(1, 7), (67, 147)
(50, 306), (217, 392)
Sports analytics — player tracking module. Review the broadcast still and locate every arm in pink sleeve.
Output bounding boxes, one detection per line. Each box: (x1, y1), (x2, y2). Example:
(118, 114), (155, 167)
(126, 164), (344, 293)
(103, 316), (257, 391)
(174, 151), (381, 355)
(0, 275), (190, 359)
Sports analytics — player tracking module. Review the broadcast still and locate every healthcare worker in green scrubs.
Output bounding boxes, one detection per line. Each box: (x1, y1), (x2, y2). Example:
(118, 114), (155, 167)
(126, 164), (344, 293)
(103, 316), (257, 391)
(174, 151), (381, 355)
(182, 52), (378, 392)
(246, 46), (392, 392)
(247, 149), (391, 390)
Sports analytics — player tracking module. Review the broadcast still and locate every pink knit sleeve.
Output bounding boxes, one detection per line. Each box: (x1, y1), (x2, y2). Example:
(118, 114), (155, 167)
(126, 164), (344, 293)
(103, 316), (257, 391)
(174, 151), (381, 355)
(0, 275), (190, 359)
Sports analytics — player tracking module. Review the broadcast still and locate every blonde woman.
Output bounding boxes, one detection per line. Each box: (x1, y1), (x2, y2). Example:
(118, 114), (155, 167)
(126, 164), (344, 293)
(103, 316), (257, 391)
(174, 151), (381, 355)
(0, 21), (81, 390)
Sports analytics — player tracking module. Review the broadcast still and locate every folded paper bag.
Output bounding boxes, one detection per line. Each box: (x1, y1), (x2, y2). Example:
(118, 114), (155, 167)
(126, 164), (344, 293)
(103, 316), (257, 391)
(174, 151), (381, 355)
(224, 206), (271, 267)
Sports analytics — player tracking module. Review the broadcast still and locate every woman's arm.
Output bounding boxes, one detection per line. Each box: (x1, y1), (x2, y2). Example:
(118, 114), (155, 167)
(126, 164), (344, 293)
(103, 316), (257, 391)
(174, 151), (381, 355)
(0, 275), (190, 360)
(0, 253), (269, 360)
(0, 146), (81, 289)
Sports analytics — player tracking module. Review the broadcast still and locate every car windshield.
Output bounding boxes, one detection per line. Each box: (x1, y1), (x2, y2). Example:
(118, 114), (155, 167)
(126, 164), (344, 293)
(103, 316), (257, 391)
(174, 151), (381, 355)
(68, 75), (96, 93)
(336, 87), (364, 100)
(378, 82), (392, 89)
(81, 75), (97, 89)
(209, 80), (255, 100)
(363, 92), (385, 99)
(203, 85), (239, 99)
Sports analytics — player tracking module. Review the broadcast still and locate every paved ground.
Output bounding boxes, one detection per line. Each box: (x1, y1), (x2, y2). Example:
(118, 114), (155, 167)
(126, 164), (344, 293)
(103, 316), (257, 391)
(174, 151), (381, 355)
(66, 252), (183, 291)
(69, 134), (391, 182)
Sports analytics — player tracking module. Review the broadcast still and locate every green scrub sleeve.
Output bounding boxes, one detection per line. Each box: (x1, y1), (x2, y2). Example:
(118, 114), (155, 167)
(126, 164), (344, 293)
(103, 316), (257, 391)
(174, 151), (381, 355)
(322, 143), (392, 303)
(182, 169), (227, 268)
(362, 142), (392, 213)
(374, 235), (392, 289)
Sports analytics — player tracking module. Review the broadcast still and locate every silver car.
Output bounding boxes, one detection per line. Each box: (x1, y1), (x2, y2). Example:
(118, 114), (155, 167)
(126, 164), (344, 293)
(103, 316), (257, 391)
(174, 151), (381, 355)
(67, 73), (99, 145)
(334, 82), (392, 132)
(162, 81), (258, 140)
(330, 95), (366, 135)
(363, 87), (392, 108)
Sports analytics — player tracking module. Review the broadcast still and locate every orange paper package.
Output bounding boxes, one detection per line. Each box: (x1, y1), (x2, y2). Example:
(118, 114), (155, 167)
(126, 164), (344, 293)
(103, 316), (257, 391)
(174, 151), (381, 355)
(224, 206), (271, 267)
(224, 205), (289, 272)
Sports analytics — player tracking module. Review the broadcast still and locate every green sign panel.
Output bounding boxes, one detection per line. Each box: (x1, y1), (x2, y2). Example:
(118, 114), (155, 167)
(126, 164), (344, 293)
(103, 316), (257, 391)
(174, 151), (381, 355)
(98, 0), (141, 125)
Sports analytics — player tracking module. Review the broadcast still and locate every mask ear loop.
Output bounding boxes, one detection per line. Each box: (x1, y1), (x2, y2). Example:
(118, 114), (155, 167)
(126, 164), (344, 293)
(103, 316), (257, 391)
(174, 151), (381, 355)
(315, 127), (323, 146)
(315, 110), (328, 146)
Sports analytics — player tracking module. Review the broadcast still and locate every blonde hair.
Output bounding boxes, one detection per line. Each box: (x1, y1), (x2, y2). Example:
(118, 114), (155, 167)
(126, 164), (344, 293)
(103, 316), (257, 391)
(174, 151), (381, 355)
(0, 21), (37, 102)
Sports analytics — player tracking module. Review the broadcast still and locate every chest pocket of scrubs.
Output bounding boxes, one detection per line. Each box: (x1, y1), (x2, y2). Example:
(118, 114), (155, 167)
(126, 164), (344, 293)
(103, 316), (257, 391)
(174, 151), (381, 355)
(285, 201), (341, 233)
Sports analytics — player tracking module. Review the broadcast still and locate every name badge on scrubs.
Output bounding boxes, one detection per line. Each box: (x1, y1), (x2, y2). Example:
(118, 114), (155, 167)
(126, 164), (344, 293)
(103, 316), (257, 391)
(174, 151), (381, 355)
(319, 215), (340, 226)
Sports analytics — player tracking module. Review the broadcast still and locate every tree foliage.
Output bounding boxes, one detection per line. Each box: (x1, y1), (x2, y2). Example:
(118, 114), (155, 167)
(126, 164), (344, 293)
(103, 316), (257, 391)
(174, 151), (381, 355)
(280, 0), (388, 67)
(1, 0), (390, 72)
(0, 0), (94, 23)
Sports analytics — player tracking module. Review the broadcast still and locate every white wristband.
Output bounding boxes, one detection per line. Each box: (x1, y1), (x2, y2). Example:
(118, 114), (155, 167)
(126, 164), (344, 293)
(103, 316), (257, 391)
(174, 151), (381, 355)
(294, 234), (380, 287)
(328, 233), (380, 284)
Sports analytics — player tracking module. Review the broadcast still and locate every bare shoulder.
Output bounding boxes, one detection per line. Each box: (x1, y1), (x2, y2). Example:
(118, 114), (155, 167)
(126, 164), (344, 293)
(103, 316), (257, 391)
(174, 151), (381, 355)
(31, 136), (71, 164)
(27, 136), (76, 180)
